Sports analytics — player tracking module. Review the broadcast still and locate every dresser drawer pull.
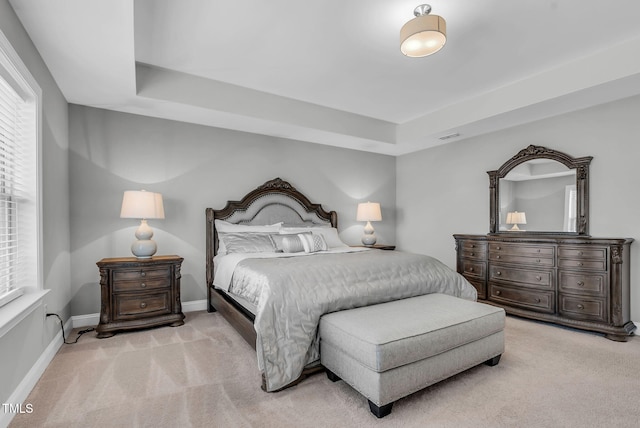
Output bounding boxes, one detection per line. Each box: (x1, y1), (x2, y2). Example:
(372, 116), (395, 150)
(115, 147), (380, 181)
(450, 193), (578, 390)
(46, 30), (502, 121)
(496, 255), (501, 259)
(535, 298), (541, 303)
(537, 249), (541, 253)
(578, 262), (584, 266)
(536, 259), (541, 263)
(577, 304), (584, 310)
(468, 267), (474, 272)
(140, 302), (147, 309)
(496, 271), (501, 276)
(495, 290), (501, 295)
(471, 244), (475, 248)
(470, 252), (475, 256)
(577, 281), (585, 287)
(140, 271), (146, 277)
(140, 283), (147, 288)
(496, 246), (501, 250)
(578, 251), (583, 256)
(536, 275), (542, 281)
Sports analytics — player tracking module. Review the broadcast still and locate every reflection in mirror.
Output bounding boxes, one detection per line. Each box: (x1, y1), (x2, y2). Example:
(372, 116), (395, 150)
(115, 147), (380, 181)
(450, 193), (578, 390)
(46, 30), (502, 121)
(499, 160), (576, 232)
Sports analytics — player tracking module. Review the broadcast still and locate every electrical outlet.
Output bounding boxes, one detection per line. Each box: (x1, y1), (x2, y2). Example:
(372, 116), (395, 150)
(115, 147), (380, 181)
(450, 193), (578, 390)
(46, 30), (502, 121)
(43, 304), (48, 321)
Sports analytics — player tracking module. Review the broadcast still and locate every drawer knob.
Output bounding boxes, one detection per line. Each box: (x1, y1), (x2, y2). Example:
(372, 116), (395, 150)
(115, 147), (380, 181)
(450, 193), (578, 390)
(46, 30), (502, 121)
(141, 283), (147, 288)
(471, 244), (475, 248)
(578, 251), (583, 256)
(140, 271), (146, 277)
(577, 281), (585, 287)
(536, 275), (542, 281)
(496, 255), (501, 259)
(496, 246), (501, 250)
(140, 302), (147, 309)
(537, 249), (541, 253)
(496, 271), (502, 276)
(578, 262), (584, 266)
(496, 290), (501, 295)
(470, 252), (475, 256)
(536, 298), (541, 303)
(468, 267), (474, 272)
(536, 259), (541, 263)
(577, 304), (584, 310)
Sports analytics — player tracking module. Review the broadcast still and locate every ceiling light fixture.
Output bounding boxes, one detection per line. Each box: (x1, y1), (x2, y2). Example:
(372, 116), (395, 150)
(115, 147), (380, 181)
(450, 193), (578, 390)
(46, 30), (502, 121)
(400, 4), (446, 57)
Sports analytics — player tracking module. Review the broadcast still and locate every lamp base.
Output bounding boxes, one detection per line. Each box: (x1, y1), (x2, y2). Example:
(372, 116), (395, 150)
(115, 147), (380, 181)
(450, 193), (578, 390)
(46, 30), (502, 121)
(131, 239), (157, 258)
(361, 221), (377, 246)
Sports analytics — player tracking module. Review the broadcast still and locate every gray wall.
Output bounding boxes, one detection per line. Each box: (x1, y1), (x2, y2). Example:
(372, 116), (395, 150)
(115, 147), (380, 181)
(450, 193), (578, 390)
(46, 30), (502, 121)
(68, 105), (396, 315)
(396, 94), (640, 323)
(0, 0), (70, 404)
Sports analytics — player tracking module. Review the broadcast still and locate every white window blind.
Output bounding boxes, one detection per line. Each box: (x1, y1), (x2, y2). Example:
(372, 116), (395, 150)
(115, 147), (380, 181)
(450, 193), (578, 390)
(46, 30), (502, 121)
(0, 74), (23, 306)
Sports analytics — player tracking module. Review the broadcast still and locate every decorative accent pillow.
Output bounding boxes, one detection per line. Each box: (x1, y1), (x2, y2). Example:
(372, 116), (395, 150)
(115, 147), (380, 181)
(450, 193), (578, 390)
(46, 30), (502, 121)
(281, 235), (306, 253)
(271, 232), (311, 252)
(298, 233), (328, 253)
(280, 226), (347, 248)
(219, 233), (276, 254)
(215, 221), (282, 254)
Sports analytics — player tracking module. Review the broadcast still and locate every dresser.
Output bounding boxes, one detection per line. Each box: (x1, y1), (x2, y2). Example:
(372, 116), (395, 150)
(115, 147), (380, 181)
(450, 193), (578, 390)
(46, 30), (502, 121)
(454, 235), (634, 341)
(96, 255), (185, 338)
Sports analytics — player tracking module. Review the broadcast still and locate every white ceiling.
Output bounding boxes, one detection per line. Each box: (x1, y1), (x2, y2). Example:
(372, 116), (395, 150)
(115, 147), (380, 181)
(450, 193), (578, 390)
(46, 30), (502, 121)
(9, 0), (640, 155)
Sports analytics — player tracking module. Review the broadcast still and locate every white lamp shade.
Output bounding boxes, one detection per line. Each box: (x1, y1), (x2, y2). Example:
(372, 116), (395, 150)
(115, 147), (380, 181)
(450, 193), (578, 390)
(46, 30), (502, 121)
(357, 202), (382, 222)
(120, 190), (165, 219)
(506, 211), (527, 225)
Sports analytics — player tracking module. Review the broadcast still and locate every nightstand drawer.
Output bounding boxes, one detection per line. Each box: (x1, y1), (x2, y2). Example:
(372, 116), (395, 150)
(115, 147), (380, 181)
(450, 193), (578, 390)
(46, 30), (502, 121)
(113, 277), (169, 292)
(113, 267), (170, 281)
(115, 292), (170, 319)
(559, 272), (606, 296)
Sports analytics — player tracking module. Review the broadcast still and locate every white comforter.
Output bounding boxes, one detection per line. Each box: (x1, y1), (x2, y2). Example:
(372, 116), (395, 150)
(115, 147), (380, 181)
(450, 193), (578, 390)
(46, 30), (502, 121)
(214, 249), (476, 392)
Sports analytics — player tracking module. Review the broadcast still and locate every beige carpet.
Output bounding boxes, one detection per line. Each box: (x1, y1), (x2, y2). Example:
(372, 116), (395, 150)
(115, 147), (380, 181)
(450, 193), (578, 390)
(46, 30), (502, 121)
(9, 311), (640, 428)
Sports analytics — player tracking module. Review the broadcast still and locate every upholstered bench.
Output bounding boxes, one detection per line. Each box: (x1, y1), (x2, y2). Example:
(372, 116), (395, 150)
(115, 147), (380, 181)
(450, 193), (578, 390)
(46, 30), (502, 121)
(319, 293), (505, 418)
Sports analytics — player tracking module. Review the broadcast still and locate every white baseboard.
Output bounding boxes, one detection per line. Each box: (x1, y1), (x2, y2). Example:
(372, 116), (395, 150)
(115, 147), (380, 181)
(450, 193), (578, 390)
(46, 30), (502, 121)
(71, 299), (208, 329)
(0, 317), (71, 428)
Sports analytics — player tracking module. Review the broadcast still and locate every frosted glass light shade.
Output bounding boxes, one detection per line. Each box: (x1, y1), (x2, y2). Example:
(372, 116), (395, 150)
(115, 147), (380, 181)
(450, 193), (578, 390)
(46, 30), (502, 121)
(400, 5), (446, 57)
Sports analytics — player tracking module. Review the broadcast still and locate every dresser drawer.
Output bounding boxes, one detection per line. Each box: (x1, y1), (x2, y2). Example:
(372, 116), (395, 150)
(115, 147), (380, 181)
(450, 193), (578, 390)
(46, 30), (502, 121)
(489, 252), (554, 267)
(489, 243), (555, 258)
(113, 267), (171, 281)
(459, 241), (486, 259)
(113, 277), (169, 292)
(489, 265), (553, 289)
(559, 295), (607, 323)
(559, 272), (606, 296)
(489, 284), (554, 314)
(557, 259), (606, 271)
(114, 292), (170, 319)
(461, 260), (485, 278)
(558, 246), (607, 260)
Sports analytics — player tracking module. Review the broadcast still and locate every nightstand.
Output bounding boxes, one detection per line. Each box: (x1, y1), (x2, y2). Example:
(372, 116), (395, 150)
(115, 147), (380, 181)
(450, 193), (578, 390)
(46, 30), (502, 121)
(355, 245), (396, 250)
(96, 255), (185, 338)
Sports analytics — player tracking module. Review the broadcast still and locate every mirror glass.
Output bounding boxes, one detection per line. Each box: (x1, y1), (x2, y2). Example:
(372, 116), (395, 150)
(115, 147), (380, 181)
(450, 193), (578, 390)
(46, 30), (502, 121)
(498, 160), (577, 233)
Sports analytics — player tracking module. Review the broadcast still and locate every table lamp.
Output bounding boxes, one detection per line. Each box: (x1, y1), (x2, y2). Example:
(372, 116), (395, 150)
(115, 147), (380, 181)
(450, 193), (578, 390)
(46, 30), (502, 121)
(357, 202), (382, 245)
(506, 211), (526, 231)
(120, 190), (165, 258)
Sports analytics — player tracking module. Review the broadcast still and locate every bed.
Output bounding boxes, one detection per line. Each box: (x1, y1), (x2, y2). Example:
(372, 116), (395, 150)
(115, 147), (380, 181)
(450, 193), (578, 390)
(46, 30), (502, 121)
(206, 178), (476, 392)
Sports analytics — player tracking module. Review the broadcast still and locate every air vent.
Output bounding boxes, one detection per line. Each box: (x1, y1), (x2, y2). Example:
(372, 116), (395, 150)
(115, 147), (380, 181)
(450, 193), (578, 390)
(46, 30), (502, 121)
(439, 132), (460, 141)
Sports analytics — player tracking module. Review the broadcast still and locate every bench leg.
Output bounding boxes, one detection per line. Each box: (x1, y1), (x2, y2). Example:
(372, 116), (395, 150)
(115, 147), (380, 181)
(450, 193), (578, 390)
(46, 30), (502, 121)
(368, 401), (393, 418)
(485, 354), (501, 366)
(325, 368), (341, 382)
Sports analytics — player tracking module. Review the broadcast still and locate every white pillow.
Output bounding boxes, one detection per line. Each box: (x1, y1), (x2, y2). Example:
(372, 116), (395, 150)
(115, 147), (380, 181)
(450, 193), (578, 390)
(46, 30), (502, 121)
(280, 226), (347, 248)
(215, 220), (282, 254)
(298, 233), (328, 253)
(220, 233), (276, 254)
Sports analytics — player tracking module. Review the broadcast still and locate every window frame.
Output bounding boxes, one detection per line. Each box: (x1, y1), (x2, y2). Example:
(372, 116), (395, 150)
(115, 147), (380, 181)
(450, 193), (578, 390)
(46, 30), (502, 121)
(0, 27), (45, 338)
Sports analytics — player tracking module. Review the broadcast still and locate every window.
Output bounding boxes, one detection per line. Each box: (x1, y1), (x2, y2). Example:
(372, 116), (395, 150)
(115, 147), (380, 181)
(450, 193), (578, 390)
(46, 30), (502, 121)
(0, 28), (41, 312)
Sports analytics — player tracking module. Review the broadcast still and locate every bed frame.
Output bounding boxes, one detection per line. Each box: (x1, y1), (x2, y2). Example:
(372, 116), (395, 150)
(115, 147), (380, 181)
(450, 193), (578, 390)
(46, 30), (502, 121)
(205, 177), (337, 354)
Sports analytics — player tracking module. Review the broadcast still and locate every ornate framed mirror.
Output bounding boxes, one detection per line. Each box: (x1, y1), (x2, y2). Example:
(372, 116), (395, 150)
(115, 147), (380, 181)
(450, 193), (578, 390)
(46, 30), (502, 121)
(487, 145), (593, 235)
